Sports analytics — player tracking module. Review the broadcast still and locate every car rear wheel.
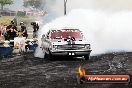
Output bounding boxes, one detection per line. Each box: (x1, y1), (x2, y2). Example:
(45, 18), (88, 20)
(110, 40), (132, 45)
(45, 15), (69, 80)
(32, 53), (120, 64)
(84, 54), (90, 60)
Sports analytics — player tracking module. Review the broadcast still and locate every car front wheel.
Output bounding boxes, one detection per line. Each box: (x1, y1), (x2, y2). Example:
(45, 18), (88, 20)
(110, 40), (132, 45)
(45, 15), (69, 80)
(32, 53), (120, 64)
(44, 51), (53, 60)
(84, 54), (90, 60)
(44, 52), (49, 60)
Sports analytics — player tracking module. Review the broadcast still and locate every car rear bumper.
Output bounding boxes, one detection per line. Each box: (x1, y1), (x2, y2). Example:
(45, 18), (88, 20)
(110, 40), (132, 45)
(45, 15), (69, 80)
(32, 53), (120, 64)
(51, 49), (92, 56)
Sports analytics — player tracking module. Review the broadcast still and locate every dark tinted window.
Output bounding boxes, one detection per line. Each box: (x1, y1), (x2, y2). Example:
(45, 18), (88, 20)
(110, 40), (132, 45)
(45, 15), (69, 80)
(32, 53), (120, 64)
(51, 29), (83, 39)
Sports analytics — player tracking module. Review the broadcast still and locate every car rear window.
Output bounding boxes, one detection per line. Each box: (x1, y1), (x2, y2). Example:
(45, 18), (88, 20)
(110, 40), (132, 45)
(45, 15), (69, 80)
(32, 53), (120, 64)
(51, 29), (83, 39)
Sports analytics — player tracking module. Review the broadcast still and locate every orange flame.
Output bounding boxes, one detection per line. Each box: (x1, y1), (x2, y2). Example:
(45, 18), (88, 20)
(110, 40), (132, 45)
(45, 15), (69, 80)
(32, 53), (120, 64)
(78, 66), (86, 76)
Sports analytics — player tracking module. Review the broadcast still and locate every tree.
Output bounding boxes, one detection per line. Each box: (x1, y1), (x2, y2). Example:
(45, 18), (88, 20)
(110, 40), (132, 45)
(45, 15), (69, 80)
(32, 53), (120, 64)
(23, 0), (45, 10)
(0, 0), (13, 10)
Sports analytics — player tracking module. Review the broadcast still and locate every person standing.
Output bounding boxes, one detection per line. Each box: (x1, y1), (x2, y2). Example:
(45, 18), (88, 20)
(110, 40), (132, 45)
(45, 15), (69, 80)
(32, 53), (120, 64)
(4, 21), (17, 40)
(6, 26), (17, 40)
(31, 22), (39, 38)
(0, 23), (2, 37)
(2, 24), (7, 37)
(20, 22), (28, 38)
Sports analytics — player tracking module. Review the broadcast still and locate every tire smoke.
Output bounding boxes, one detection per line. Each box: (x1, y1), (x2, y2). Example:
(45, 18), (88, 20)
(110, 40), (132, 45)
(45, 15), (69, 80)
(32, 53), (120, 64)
(35, 9), (132, 58)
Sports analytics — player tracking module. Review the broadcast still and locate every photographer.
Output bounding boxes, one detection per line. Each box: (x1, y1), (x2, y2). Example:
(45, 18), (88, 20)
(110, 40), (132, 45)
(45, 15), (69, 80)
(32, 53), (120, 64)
(31, 22), (39, 38)
(5, 21), (17, 40)
(7, 27), (17, 40)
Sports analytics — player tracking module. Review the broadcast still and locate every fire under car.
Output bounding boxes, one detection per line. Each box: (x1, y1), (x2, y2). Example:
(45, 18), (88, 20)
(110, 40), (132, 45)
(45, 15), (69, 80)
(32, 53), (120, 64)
(41, 28), (92, 60)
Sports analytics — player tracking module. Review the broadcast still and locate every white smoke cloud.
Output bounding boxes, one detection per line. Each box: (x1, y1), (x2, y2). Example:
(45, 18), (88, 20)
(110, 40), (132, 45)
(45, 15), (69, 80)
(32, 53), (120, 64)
(35, 0), (132, 58)
(44, 0), (132, 17)
(35, 9), (132, 58)
(39, 0), (132, 25)
(69, 0), (132, 11)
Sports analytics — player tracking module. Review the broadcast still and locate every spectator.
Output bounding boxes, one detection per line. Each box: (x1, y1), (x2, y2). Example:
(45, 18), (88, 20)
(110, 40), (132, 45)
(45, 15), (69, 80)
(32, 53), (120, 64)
(2, 24), (7, 36)
(20, 22), (28, 38)
(31, 22), (39, 38)
(4, 25), (11, 40)
(0, 23), (3, 37)
(4, 21), (17, 40)
(7, 26), (17, 40)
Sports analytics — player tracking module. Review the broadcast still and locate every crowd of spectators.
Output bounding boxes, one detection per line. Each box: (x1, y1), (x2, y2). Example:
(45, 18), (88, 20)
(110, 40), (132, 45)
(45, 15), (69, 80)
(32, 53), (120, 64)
(0, 21), (39, 42)
(0, 21), (28, 41)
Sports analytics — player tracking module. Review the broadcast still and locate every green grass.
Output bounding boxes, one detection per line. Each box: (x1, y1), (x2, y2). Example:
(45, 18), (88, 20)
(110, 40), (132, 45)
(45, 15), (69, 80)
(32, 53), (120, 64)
(0, 16), (14, 24)
(0, 16), (34, 25)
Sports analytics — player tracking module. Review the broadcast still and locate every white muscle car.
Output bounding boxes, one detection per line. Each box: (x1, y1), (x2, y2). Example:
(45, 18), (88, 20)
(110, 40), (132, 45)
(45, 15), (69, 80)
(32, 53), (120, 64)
(41, 28), (92, 60)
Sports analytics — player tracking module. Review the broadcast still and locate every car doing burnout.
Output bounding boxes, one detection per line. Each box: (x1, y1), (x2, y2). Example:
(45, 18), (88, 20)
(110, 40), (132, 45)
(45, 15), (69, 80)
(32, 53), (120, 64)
(41, 28), (92, 60)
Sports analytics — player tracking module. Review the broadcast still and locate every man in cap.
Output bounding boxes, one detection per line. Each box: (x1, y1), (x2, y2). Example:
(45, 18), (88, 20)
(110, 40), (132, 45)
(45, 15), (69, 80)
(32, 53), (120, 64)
(20, 22), (28, 38)
(31, 22), (39, 38)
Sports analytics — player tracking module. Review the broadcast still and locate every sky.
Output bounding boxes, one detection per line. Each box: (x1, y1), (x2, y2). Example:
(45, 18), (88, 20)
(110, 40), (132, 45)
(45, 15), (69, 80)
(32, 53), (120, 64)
(6, 0), (23, 11)
(51, 0), (132, 16)
(6, 0), (132, 12)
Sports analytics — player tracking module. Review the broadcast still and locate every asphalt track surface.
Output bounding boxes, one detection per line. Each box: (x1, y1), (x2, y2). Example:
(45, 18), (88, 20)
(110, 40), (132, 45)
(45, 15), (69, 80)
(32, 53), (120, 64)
(0, 52), (132, 88)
